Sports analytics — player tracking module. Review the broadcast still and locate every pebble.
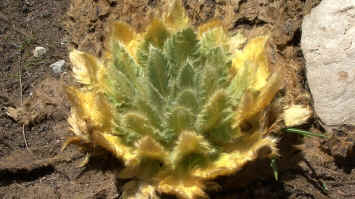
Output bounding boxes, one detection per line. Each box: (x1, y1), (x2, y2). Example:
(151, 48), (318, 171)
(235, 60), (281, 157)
(33, 46), (47, 57)
(50, 60), (65, 74)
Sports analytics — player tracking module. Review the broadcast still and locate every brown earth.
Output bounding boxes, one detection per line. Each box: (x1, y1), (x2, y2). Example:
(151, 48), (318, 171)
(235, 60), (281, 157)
(0, 0), (354, 199)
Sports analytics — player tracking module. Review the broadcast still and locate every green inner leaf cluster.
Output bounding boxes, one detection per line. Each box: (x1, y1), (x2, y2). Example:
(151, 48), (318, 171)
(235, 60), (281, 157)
(105, 27), (247, 169)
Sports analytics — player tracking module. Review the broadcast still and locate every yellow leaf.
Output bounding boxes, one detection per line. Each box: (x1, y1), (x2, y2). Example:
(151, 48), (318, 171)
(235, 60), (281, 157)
(171, 131), (210, 164)
(145, 19), (170, 48)
(69, 50), (105, 86)
(164, 0), (189, 32)
(121, 181), (159, 199)
(198, 19), (224, 37)
(157, 176), (207, 199)
(98, 133), (138, 166)
(136, 136), (168, 161)
(233, 71), (281, 128)
(110, 21), (136, 46)
(232, 36), (270, 91)
(192, 135), (278, 179)
(66, 87), (112, 130)
(283, 105), (312, 127)
(106, 21), (143, 61)
(67, 109), (89, 140)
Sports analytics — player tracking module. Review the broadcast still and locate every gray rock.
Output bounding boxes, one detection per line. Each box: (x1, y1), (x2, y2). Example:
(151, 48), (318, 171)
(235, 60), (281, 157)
(33, 46), (47, 57)
(301, 0), (355, 126)
(50, 60), (65, 74)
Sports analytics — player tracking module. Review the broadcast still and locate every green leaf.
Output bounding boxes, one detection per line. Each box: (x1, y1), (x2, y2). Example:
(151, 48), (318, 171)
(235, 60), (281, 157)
(134, 99), (162, 130)
(176, 88), (199, 114)
(157, 128), (177, 147)
(178, 152), (208, 171)
(147, 46), (170, 97)
(204, 47), (229, 71)
(177, 60), (195, 89)
(205, 123), (233, 145)
(122, 112), (155, 136)
(113, 125), (141, 146)
(196, 89), (229, 133)
(197, 47), (230, 105)
(198, 63), (221, 103)
(136, 40), (150, 67)
(164, 28), (199, 75)
(199, 27), (225, 53)
(106, 69), (135, 107)
(136, 20), (170, 67)
(227, 61), (250, 107)
(165, 106), (195, 135)
(112, 42), (139, 82)
(148, 82), (166, 109)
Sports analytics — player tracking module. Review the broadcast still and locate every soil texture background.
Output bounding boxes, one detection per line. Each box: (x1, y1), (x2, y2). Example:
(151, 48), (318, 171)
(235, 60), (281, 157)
(0, 0), (354, 199)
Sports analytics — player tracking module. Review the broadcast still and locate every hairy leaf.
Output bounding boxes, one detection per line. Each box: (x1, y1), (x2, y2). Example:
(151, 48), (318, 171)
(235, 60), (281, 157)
(196, 90), (229, 133)
(147, 46), (170, 97)
(164, 28), (199, 74)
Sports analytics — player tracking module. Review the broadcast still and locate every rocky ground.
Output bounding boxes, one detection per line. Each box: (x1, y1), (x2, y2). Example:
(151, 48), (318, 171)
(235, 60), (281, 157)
(0, 0), (354, 198)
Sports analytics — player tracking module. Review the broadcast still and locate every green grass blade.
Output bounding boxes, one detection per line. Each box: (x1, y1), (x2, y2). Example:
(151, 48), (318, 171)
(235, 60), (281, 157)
(283, 128), (328, 139)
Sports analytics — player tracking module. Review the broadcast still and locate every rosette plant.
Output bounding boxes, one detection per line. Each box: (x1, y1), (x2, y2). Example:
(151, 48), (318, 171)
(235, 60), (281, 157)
(64, 0), (282, 198)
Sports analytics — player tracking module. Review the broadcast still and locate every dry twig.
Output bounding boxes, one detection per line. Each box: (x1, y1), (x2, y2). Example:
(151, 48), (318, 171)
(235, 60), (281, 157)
(18, 50), (30, 152)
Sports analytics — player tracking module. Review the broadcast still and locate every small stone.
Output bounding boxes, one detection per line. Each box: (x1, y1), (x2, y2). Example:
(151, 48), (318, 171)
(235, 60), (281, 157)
(50, 60), (65, 73)
(33, 46), (47, 57)
(301, 0), (355, 125)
